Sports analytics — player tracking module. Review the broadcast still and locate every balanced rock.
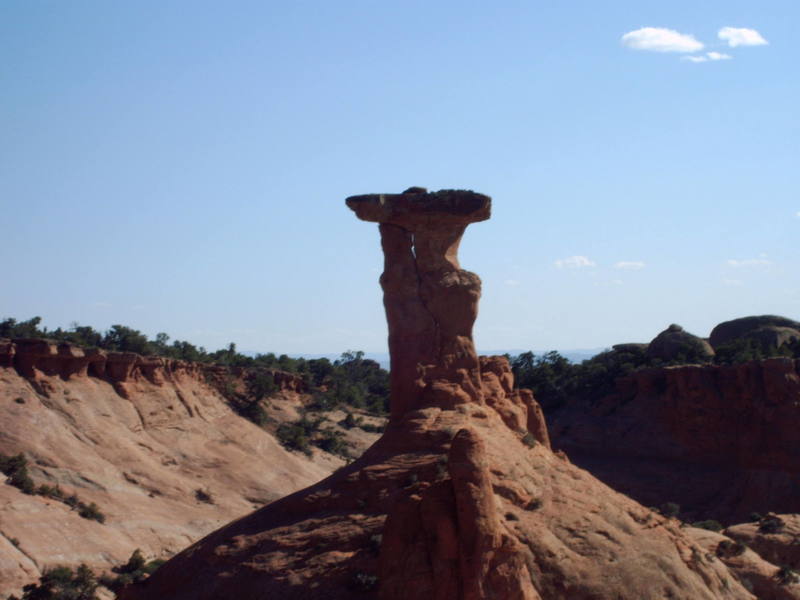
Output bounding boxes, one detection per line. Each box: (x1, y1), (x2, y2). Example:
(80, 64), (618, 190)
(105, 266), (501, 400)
(122, 189), (755, 599)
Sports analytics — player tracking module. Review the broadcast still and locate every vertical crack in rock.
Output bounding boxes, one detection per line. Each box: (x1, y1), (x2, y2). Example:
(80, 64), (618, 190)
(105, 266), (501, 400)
(347, 187), (491, 420)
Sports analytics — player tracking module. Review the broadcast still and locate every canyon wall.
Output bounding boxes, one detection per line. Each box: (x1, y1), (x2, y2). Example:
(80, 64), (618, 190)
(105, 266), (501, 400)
(551, 357), (800, 522)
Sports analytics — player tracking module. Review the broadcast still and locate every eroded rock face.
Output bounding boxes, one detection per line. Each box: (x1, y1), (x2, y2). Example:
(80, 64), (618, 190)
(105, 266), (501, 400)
(121, 188), (756, 600)
(646, 323), (714, 362)
(347, 188), (490, 419)
(710, 315), (800, 349)
(551, 358), (800, 521)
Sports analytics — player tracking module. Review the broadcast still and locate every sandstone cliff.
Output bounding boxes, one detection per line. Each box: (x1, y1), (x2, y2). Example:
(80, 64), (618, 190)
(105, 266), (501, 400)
(551, 357), (800, 523)
(0, 341), (380, 597)
(120, 188), (773, 599)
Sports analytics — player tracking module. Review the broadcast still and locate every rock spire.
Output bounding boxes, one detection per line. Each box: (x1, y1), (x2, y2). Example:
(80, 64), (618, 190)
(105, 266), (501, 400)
(346, 187), (490, 419)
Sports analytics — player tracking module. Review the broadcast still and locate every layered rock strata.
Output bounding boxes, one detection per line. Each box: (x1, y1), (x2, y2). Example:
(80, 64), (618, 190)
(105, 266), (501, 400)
(122, 188), (757, 599)
(551, 358), (800, 521)
(0, 337), (306, 394)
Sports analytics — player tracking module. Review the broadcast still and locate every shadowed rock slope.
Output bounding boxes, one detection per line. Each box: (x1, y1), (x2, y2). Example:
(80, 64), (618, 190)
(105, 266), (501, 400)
(123, 188), (759, 599)
(551, 358), (800, 523)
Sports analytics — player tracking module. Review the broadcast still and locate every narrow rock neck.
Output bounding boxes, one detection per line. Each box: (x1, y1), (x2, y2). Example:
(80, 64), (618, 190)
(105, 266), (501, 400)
(379, 222), (483, 421)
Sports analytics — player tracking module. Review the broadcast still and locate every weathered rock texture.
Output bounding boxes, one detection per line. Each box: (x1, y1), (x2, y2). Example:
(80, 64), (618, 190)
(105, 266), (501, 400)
(346, 188), (491, 419)
(646, 323), (715, 362)
(725, 514), (800, 572)
(0, 345), (374, 598)
(687, 527), (800, 599)
(121, 188), (758, 599)
(551, 358), (800, 522)
(709, 315), (800, 349)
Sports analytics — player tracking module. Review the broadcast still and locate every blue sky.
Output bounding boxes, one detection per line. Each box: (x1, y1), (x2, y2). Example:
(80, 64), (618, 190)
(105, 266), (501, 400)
(2, 1), (797, 355)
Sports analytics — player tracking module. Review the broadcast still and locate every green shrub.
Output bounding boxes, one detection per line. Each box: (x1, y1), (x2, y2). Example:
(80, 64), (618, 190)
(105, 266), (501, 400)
(15, 564), (98, 599)
(759, 515), (785, 534)
(194, 488), (214, 504)
(521, 432), (537, 448)
(100, 549), (165, 592)
(0, 453), (35, 495)
(660, 502), (681, 518)
(77, 502), (106, 523)
(246, 372), (278, 402)
(692, 520), (723, 532)
(716, 540), (747, 558)
(276, 420), (314, 456)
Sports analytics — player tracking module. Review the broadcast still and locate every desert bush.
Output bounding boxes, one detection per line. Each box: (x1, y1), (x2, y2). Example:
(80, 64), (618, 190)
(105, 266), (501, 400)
(77, 502), (106, 523)
(759, 515), (785, 534)
(12, 564), (98, 600)
(194, 488), (214, 504)
(276, 418), (316, 456)
(0, 453), (35, 495)
(314, 428), (349, 458)
(660, 502), (681, 518)
(99, 549), (165, 593)
(692, 520), (723, 532)
(716, 540), (747, 558)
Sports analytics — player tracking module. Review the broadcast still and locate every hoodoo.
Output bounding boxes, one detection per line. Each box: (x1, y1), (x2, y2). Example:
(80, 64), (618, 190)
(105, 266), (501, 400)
(346, 188), (490, 419)
(123, 189), (759, 599)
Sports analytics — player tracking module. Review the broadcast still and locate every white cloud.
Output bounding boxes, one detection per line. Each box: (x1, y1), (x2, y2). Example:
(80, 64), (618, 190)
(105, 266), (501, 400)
(682, 51), (732, 63)
(795, 211), (800, 218)
(621, 27), (704, 53)
(718, 27), (768, 47)
(614, 261), (645, 270)
(504, 279), (520, 286)
(707, 51), (732, 61)
(727, 258), (772, 267)
(555, 255), (596, 269)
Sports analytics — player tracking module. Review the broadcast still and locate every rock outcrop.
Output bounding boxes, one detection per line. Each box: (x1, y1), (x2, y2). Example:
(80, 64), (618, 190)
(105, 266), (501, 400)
(0, 337), (307, 394)
(646, 324), (714, 362)
(346, 188), (491, 419)
(0, 345), (361, 597)
(687, 527), (800, 599)
(725, 514), (800, 572)
(710, 315), (800, 350)
(551, 358), (800, 521)
(121, 188), (761, 599)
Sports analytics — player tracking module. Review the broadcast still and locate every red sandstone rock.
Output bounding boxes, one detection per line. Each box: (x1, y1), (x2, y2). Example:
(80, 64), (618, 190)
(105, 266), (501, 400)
(119, 189), (756, 600)
(687, 527), (800, 600)
(0, 356), (371, 597)
(725, 515), (800, 571)
(347, 188), (490, 420)
(551, 357), (800, 521)
(0, 339), (15, 367)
